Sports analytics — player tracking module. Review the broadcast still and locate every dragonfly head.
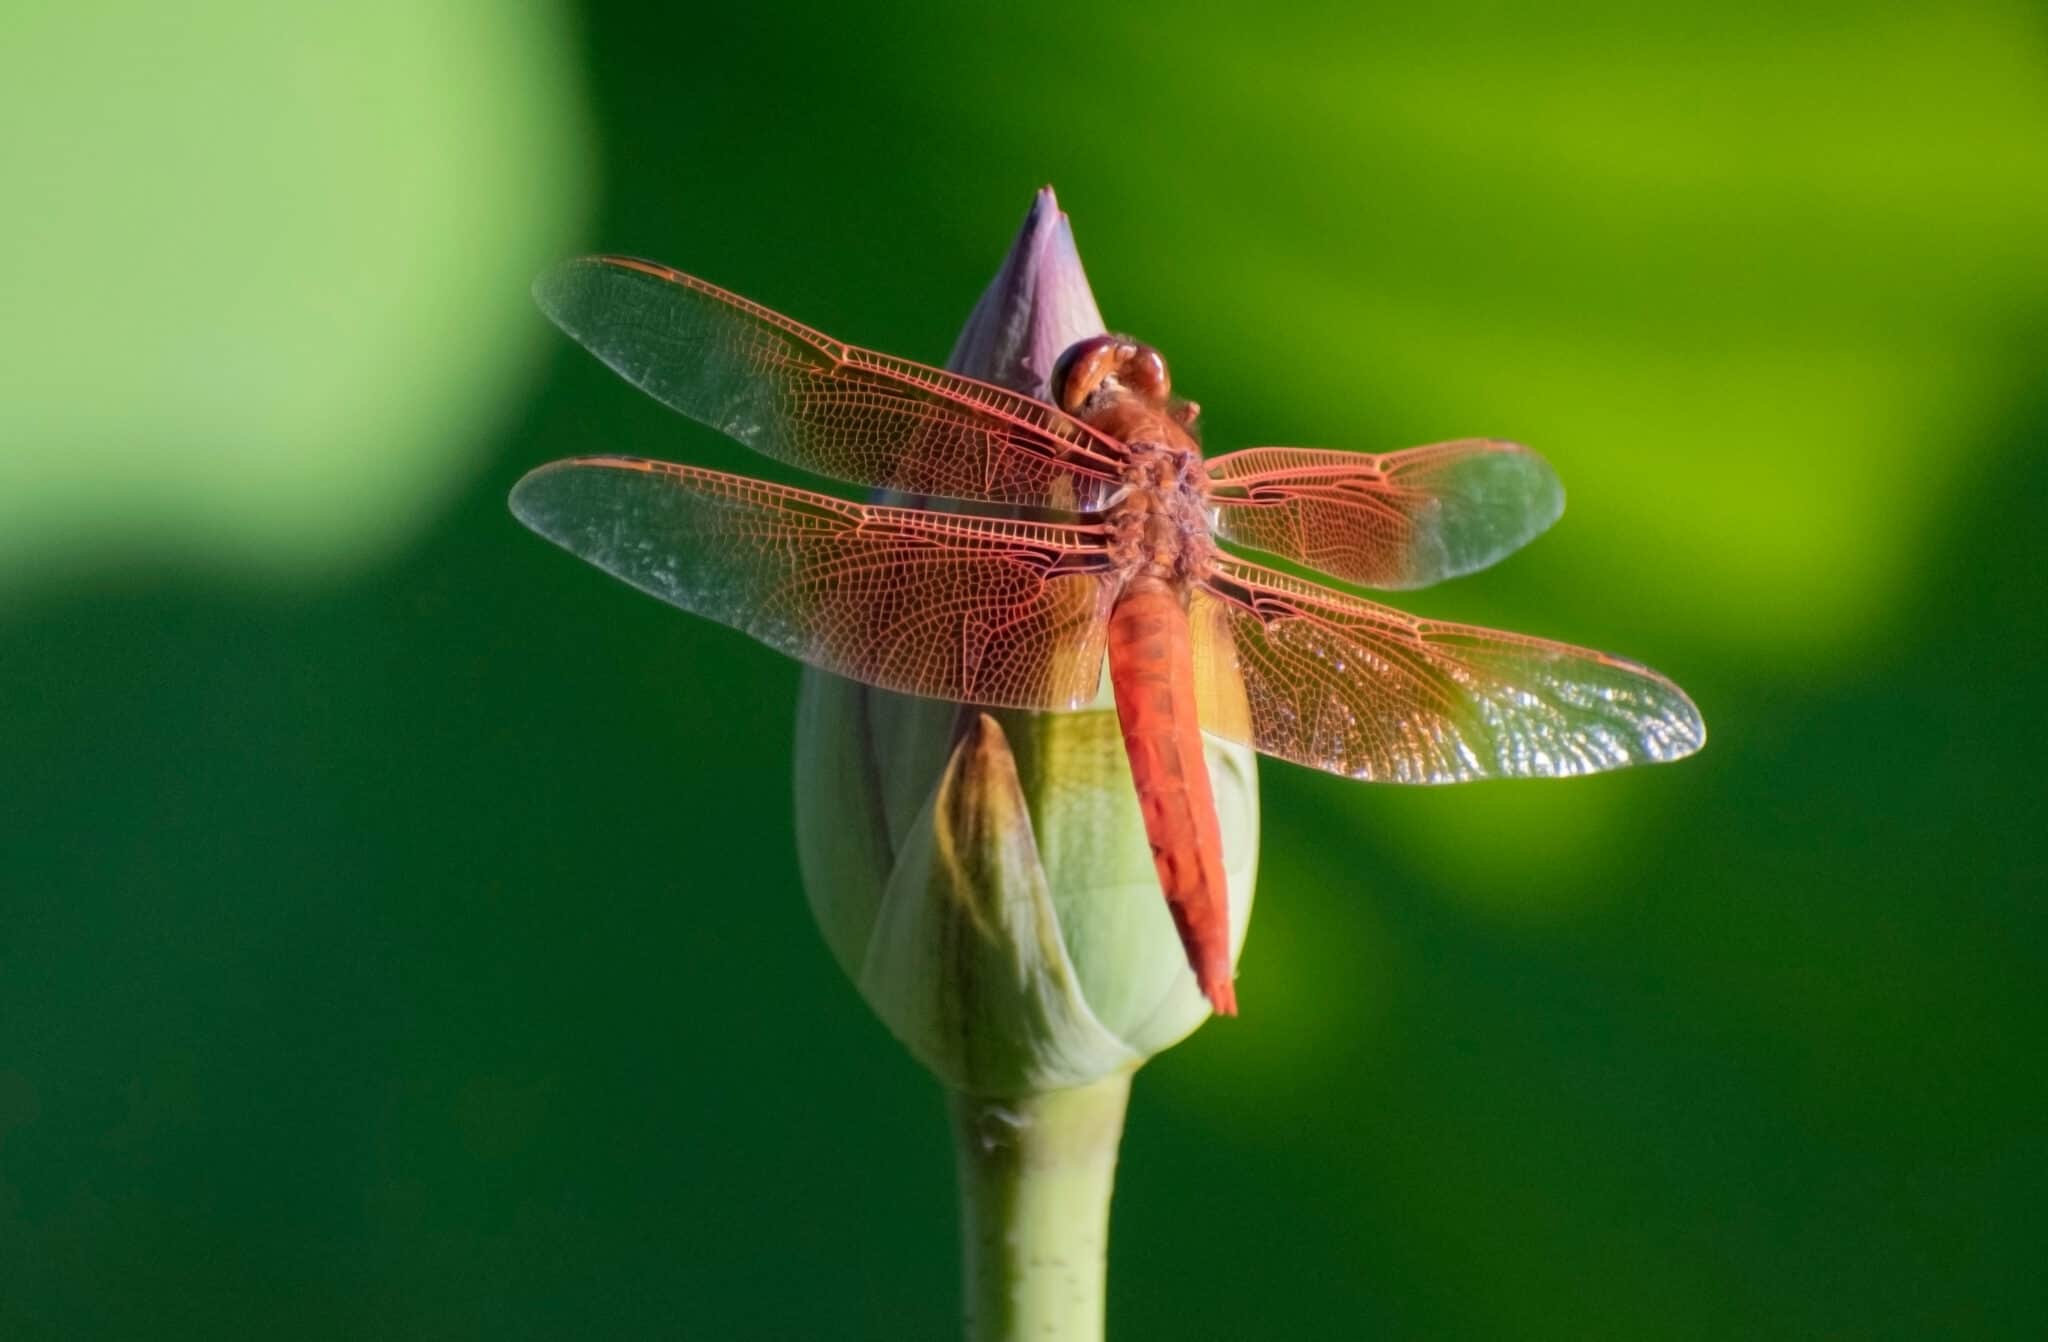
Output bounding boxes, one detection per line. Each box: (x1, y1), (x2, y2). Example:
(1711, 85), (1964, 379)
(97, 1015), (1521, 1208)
(1052, 335), (1172, 415)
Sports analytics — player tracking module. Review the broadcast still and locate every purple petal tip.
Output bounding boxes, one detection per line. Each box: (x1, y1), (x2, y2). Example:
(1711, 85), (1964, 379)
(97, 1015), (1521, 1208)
(947, 189), (1107, 394)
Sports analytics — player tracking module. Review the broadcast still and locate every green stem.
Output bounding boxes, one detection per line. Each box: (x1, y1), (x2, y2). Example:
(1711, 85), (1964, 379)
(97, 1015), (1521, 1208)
(948, 1072), (1134, 1342)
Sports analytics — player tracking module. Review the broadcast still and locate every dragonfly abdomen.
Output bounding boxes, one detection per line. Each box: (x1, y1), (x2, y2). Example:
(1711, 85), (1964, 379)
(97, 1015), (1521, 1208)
(1106, 575), (1236, 1015)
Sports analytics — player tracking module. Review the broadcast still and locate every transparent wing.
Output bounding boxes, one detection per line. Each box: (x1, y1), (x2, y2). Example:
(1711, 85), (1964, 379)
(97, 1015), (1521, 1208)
(1200, 555), (1703, 781)
(1187, 586), (1254, 746)
(1206, 440), (1564, 589)
(511, 457), (1121, 710)
(534, 256), (1128, 511)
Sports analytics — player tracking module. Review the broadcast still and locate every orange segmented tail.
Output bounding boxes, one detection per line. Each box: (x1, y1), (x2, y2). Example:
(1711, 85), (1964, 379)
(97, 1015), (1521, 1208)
(1106, 577), (1237, 1015)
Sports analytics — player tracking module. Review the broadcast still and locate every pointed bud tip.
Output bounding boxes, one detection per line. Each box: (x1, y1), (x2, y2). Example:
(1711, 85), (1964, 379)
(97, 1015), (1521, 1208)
(947, 188), (1106, 395)
(954, 712), (1017, 792)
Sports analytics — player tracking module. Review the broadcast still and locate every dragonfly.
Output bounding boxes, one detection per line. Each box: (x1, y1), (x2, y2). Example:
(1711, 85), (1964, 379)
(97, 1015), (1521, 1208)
(512, 255), (1705, 1016)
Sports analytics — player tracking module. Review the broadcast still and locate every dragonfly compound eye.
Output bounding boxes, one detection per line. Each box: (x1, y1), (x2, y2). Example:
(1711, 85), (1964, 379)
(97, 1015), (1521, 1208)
(1052, 336), (1172, 412)
(1052, 335), (1122, 414)
(1123, 346), (1171, 405)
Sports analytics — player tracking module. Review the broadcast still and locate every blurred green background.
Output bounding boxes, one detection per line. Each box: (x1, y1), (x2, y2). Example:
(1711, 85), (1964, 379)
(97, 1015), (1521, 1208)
(4, 1), (2044, 1337)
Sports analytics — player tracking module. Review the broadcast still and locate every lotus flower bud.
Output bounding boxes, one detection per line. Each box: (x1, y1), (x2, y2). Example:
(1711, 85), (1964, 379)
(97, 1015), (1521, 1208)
(793, 189), (1260, 1098)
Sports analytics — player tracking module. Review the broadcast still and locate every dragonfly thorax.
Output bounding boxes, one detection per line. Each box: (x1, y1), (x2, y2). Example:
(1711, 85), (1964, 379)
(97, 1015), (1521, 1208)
(1106, 441), (1215, 585)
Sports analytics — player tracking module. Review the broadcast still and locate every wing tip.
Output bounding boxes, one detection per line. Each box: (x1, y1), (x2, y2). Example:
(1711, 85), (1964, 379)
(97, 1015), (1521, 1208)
(1582, 646), (1709, 765)
(508, 455), (668, 529)
(1656, 679), (1709, 760)
(588, 254), (676, 279)
(1575, 654), (1707, 769)
(532, 254), (676, 323)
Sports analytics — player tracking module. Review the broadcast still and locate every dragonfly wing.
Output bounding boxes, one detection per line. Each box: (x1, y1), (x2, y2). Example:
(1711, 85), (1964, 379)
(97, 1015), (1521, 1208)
(1206, 440), (1563, 589)
(1199, 555), (1703, 780)
(1187, 586), (1254, 746)
(535, 256), (1127, 511)
(512, 457), (1121, 710)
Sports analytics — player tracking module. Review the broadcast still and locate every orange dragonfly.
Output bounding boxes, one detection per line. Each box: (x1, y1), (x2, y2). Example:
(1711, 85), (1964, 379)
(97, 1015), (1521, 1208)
(512, 256), (1705, 1016)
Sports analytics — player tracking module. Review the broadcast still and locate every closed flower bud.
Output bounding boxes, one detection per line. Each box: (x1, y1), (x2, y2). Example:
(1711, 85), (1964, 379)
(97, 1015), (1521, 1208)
(793, 189), (1260, 1097)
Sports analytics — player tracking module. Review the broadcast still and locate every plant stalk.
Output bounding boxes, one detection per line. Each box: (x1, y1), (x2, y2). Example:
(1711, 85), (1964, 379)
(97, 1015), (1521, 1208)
(948, 1071), (1134, 1342)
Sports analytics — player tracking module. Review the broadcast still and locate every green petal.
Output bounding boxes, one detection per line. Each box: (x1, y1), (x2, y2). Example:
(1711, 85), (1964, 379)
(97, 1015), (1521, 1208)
(858, 715), (1142, 1096)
